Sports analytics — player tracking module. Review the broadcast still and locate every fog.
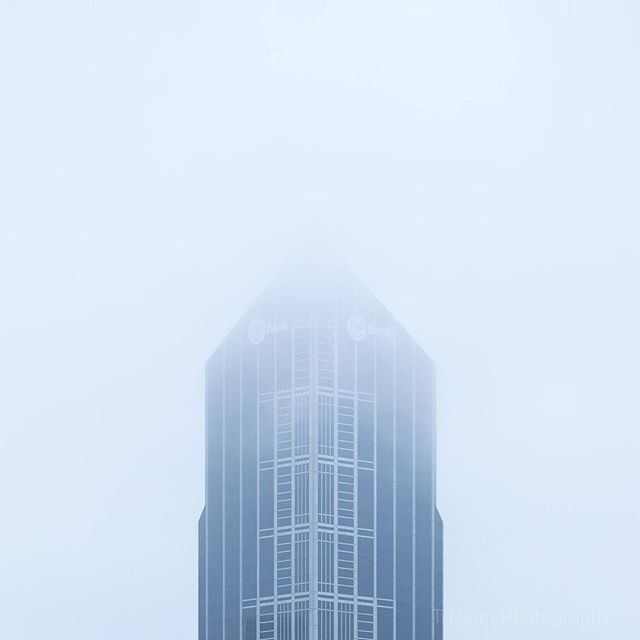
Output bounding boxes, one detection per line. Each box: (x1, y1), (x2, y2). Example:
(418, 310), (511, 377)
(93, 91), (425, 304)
(1, 1), (639, 638)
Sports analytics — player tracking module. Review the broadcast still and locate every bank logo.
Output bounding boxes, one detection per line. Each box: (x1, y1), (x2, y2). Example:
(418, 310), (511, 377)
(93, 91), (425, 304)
(347, 314), (393, 341)
(248, 317), (290, 344)
(248, 317), (266, 344)
(347, 314), (368, 342)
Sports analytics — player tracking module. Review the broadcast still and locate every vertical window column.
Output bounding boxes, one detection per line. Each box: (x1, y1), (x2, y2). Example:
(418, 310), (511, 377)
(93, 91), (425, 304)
(337, 533), (354, 596)
(337, 603), (354, 640)
(294, 531), (309, 593)
(294, 600), (310, 640)
(337, 465), (354, 528)
(318, 531), (335, 593)
(318, 600), (335, 640)
(337, 398), (354, 459)
(276, 602), (291, 640)
(276, 534), (292, 595)
(318, 394), (335, 456)
(259, 604), (274, 640)
(294, 462), (309, 525)
(277, 466), (292, 528)
(295, 396), (310, 457)
(318, 463), (334, 525)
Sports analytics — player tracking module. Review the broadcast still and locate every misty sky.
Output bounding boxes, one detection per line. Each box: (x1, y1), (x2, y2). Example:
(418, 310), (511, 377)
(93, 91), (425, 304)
(1, 1), (639, 639)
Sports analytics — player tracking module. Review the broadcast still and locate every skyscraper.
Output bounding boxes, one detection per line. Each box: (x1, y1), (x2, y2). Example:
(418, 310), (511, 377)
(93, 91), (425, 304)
(199, 266), (443, 640)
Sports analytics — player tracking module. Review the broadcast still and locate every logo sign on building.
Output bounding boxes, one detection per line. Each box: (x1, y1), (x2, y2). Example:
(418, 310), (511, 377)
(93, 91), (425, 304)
(347, 314), (393, 342)
(248, 316), (289, 345)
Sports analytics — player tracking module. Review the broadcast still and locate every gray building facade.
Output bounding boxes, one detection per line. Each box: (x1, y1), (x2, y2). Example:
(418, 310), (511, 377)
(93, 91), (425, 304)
(199, 268), (443, 640)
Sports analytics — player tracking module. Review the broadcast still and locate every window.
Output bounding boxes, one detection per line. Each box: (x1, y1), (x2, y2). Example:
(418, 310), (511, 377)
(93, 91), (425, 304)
(277, 396), (292, 459)
(243, 608), (257, 640)
(376, 365), (394, 599)
(295, 463), (309, 525)
(317, 324), (335, 388)
(318, 462), (334, 525)
(260, 400), (274, 462)
(259, 469), (274, 531)
(276, 329), (292, 390)
(318, 394), (334, 456)
(357, 400), (374, 461)
(294, 600), (309, 640)
(377, 607), (393, 640)
(260, 604), (274, 640)
(277, 603), (292, 640)
(276, 466), (291, 528)
(357, 468), (374, 530)
(294, 531), (309, 593)
(337, 533), (354, 595)
(318, 531), (334, 593)
(294, 326), (310, 388)
(294, 395), (309, 456)
(318, 600), (334, 640)
(259, 537), (274, 597)
(338, 398), (354, 459)
(338, 465), (354, 528)
(338, 603), (354, 640)
(358, 536), (374, 597)
(358, 605), (374, 640)
(276, 534), (292, 595)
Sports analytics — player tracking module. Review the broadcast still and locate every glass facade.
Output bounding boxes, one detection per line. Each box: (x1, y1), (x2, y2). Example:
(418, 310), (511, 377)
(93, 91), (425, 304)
(199, 270), (443, 640)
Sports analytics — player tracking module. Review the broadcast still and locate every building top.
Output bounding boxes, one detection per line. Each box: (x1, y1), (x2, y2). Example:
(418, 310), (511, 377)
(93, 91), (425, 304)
(207, 253), (434, 368)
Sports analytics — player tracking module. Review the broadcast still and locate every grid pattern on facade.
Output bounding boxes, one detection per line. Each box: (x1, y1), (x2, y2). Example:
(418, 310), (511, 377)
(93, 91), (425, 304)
(317, 324), (334, 388)
(277, 603), (291, 640)
(294, 463), (309, 525)
(200, 285), (441, 640)
(337, 398), (354, 459)
(295, 531), (309, 593)
(294, 325), (310, 388)
(318, 462), (334, 525)
(318, 600), (335, 640)
(294, 395), (309, 457)
(337, 533), (354, 595)
(277, 397), (292, 459)
(277, 533), (292, 595)
(318, 394), (334, 456)
(357, 604), (374, 640)
(294, 600), (309, 640)
(260, 604), (274, 640)
(337, 465), (354, 528)
(338, 602), (354, 640)
(277, 466), (292, 528)
(318, 531), (334, 593)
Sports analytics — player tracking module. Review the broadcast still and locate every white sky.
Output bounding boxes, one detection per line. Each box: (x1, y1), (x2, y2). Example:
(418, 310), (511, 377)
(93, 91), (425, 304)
(1, 1), (639, 639)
